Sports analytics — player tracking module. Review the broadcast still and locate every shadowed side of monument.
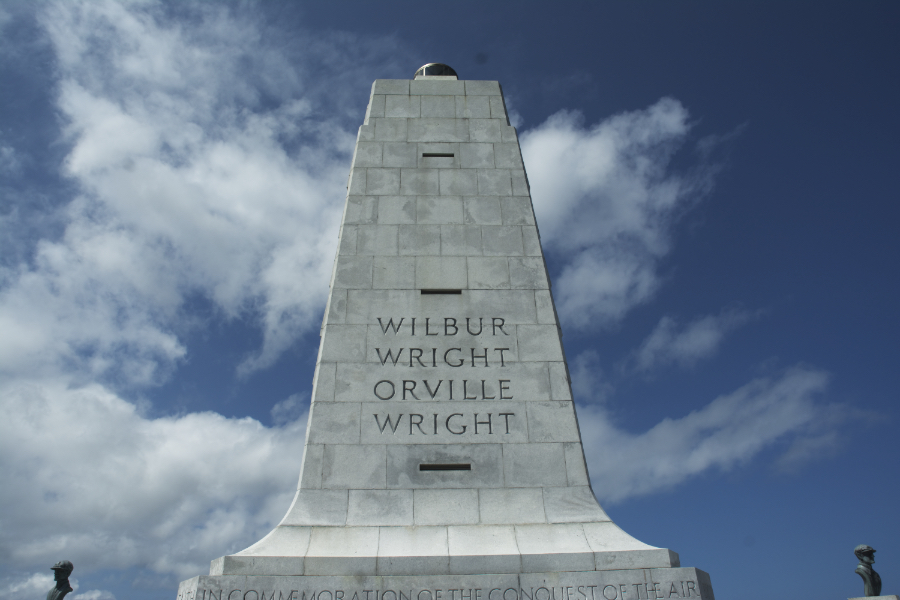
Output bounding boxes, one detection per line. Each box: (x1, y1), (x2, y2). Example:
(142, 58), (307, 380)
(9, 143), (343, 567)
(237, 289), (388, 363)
(175, 66), (715, 600)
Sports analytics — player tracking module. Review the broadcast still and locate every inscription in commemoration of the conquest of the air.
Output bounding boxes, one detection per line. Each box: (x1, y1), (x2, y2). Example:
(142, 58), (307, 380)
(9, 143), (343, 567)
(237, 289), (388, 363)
(368, 315), (521, 439)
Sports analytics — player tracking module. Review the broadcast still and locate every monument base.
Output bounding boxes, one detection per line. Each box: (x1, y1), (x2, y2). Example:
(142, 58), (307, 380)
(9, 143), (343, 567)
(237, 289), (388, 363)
(176, 568), (714, 600)
(849, 596), (900, 600)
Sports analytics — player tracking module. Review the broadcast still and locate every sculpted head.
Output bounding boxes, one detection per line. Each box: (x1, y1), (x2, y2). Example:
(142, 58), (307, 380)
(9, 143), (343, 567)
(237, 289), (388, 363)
(51, 560), (74, 581)
(854, 545), (876, 565)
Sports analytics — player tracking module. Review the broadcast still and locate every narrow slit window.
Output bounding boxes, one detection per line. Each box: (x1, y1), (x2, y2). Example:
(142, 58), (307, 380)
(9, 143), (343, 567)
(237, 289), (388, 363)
(421, 289), (462, 295)
(419, 463), (471, 471)
(422, 153), (455, 158)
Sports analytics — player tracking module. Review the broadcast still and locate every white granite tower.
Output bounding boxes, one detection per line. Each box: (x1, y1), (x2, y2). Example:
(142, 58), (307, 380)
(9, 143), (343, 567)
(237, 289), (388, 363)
(176, 64), (715, 600)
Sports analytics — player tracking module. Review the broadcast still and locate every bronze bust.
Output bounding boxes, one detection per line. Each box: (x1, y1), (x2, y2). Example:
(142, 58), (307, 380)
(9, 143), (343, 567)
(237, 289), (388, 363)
(855, 545), (882, 597)
(47, 560), (74, 600)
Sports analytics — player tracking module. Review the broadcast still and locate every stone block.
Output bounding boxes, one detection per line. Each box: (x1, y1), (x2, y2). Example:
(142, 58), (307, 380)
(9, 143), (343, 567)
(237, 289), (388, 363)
(361, 402), (526, 444)
(306, 403), (361, 445)
(320, 323), (367, 362)
(312, 361), (337, 403)
(501, 125), (519, 143)
(581, 521), (657, 552)
(305, 527), (379, 575)
(357, 225), (399, 255)
(467, 256), (510, 289)
(344, 196), (378, 225)
(400, 169), (440, 195)
(563, 442), (590, 486)
(324, 288), (347, 326)
(408, 118), (469, 143)
(421, 95), (457, 118)
(503, 443), (568, 487)
(322, 444), (387, 489)
(358, 123), (375, 141)
(441, 225), (483, 256)
(521, 226), (542, 256)
(500, 197), (535, 225)
(456, 95), (491, 119)
(280, 489), (349, 526)
(417, 142), (460, 168)
(377, 527), (450, 575)
(465, 80), (502, 96)
(373, 118), (409, 142)
(534, 290), (556, 325)
(459, 143), (495, 169)
(517, 325), (564, 361)
(447, 525), (522, 574)
(399, 224), (441, 255)
(348, 168), (366, 195)
(543, 487), (610, 523)
(410, 79), (466, 96)
(548, 361), (572, 401)
(414, 489), (479, 525)
(525, 402), (581, 443)
(509, 257), (549, 289)
(382, 142), (418, 168)
(377, 196), (416, 224)
(417, 196), (464, 224)
(511, 171), (530, 195)
(489, 96), (509, 122)
(493, 143), (523, 169)
(386, 444), (503, 489)
(515, 524), (594, 573)
(353, 142), (383, 167)
(469, 120), (502, 143)
(214, 556), (304, 576)
(347, 489), (413, 525)
(479, 489), (545, 524)
(482, 226), (524, 256)
(373, 256), (415, 289)
(439, 170), (479, 196)
(385, 95), (421, 118)
(464, 197), (502, 225)
(477, 169), (513, 196)
(298, 443), (324, 489)
(416, 257), (468, 289)
(366, 168), (401, 195)
(373, 79), (410, 95)
(235, 525), (313, 558)
(365, 94), (386, 121)
(344, 289), (537, 326)
(338, 225), (357, 255)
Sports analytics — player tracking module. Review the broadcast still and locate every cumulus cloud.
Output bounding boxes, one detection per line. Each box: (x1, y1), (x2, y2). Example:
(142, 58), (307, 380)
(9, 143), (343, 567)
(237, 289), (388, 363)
(627, 309), (754, 373)
(580, 367), (830, 503)
(0, 379), (306, 581)
(522, 101), (716, 329)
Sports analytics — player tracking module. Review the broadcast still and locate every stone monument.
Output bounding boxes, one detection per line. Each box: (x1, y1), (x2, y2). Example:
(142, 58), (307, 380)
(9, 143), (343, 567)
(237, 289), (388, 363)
(175, 63), (716, 600)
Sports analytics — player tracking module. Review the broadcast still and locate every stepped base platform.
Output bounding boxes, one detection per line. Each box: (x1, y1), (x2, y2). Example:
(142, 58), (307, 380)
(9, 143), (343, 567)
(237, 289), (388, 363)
(177, 568), (714, 600)
(208, 524), (680, 577)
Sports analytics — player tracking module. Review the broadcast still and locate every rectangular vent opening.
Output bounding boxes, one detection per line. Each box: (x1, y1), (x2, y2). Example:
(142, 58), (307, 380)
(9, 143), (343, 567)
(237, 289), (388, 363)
(421, 289), (462, 295)
(422, 153), (455, 158)
(419, 463), (471, 471)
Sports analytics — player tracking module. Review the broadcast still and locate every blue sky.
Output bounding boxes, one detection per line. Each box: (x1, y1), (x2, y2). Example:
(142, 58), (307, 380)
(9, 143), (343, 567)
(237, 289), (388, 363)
(1, 2), (898, 599)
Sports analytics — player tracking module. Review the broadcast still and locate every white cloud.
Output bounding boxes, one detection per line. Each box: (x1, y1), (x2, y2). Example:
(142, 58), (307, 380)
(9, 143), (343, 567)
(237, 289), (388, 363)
(628, 309), (753, 372)
(1, 572), (57, 600)
(0, 379), (306, 581)
(579, 367), (830, 503)
(521, 101), (715, 328)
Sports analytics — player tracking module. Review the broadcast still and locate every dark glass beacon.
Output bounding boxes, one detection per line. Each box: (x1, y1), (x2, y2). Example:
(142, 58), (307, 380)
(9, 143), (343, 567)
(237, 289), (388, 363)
(414, 63), (458, 77)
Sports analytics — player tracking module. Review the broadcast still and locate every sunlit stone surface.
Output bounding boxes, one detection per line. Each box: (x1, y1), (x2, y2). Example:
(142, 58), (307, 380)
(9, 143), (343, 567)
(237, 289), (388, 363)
(175, 70), (716, 600)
